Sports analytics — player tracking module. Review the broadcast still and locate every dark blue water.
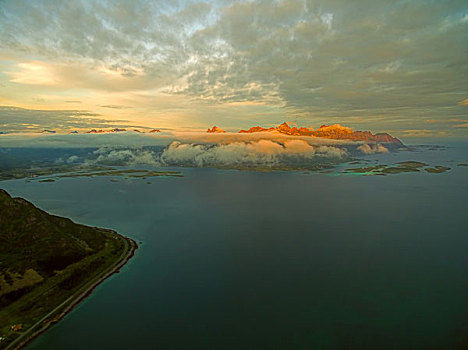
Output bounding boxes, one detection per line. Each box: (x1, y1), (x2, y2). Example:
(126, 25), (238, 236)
(2, 142), (467, 349)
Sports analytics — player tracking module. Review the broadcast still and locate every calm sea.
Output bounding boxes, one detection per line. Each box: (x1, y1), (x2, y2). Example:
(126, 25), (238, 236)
(2, 141), (467, 349)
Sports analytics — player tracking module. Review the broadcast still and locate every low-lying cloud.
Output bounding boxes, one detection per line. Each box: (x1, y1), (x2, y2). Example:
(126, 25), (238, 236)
(92, 147), (160, 166)
(1, 131), (395, 170)
(357, 143), (389, 154)
(85, 139), (350, 170)
(161, 140), (347, 168)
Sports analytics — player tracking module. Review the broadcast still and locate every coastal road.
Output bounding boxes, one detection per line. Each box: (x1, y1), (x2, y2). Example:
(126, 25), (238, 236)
(5, 234), (135, 350)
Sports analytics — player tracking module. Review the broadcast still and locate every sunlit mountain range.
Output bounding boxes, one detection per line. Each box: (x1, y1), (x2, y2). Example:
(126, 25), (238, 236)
(8, 122), (403, 146)
(209, 122), (402, 144)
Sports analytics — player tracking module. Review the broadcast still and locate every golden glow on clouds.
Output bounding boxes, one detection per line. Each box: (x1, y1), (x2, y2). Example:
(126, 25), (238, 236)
(10, 62), (57, 85)
(0, 0), (466, 136)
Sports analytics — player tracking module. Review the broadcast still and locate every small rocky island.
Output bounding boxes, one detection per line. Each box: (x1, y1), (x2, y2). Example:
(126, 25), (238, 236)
(0, 189), (137, 349)
(344, 161), (451, 175)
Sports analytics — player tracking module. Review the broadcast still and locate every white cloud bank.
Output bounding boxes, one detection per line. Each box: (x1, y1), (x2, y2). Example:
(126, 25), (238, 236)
(1, 131), (394, 170)
(160, 139), (347, 168)
(92, 147), (161, 166)
(357, 143), (389, 154)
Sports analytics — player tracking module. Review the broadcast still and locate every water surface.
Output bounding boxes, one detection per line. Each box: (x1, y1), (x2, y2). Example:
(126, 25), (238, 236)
(2, 142), (467, 349)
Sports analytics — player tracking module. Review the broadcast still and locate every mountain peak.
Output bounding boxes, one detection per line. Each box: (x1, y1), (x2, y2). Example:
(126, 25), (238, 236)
(207, 126), (226, 133)
(237, 122), (402, 144)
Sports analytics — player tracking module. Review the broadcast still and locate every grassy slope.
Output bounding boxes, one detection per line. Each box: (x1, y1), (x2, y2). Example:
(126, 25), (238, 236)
(0, 189), (132, 348)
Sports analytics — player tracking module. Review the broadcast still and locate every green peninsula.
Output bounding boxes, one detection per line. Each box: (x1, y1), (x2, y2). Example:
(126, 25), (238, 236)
(0, 189), (137, 349)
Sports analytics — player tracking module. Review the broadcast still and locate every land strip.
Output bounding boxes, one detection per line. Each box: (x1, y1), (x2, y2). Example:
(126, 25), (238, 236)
(3, 232), (137, 350)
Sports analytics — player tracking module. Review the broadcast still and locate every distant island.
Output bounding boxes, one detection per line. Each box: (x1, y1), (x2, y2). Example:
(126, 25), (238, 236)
(207, 122), (403, 145)
(0, 189), (137, 349)
(1, 123), (402, 146)
(344, 161), (451, 175)
(206, 126), (226, 133)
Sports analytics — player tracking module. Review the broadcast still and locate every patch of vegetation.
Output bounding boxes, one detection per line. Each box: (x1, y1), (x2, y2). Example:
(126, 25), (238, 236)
(0, 165), (183, 182)
(344, 161), (450, 176)
(344, 165), (387, 174)
(56, 169), (183, 178)
(425, 166), (451, 173)
(395, 161), (428, 168)
(0, 164), (110, 181)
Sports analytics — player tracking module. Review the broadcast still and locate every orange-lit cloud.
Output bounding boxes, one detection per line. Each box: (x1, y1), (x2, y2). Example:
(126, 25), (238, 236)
(9, 62), (57, 85)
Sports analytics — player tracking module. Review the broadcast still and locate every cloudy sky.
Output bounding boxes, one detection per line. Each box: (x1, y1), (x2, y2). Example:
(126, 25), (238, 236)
(0, 0), (467, 136)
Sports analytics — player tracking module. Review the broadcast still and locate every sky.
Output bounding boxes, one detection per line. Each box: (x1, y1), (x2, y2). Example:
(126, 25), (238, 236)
(0, 0), (467, 137)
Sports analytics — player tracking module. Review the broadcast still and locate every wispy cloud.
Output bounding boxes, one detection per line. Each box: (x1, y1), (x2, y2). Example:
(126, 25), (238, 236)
(0, 105), (130, 132)
(402, 129), (449, 138)
(99, 105), (131, 109)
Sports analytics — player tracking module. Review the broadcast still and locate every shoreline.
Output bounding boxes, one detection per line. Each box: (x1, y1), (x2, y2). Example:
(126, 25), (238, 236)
(5, 232), (138, 350)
